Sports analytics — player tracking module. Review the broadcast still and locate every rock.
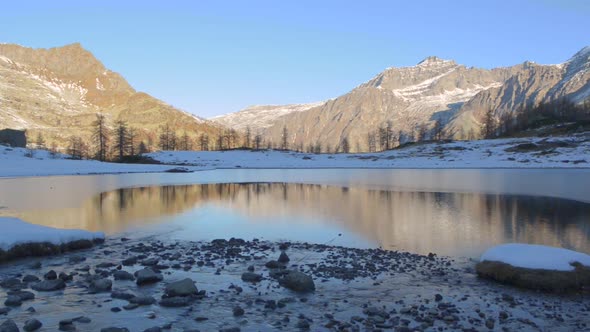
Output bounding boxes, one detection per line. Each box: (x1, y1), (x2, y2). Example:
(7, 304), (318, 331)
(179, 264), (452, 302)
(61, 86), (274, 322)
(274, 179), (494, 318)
(101, 328), (129, 332)
(113, 271), (135, 281)
(44, 270), (57, 280)
(89, 278), (112, 293)
(111, 291), (135, 300)
(73, 317), (91, 324)
(96, 262), (116, 268)
(58, 272), (72, 281)
(233, 306), (245, 316)
(111, 307), (121, 313)
(164, 278), (197, 297)
(0, 319), (19, 332)
(122, 257), (138, 266)
(22, 275), (39, 283)
(4, 296), (21, 307)
(434, 294), (443, 302)
(130, 295), (156, 306)
(241, 272), (262, 283)
(278, 252), (290, 263)
(296, 319), (310, 329)
(31, 279), (65, 291)
(485, 318), (495, 329)
(159, 297), (193, 307)
(143, 328), (161, 332)
(265, 260), (281, 269)
(23, 319), (42, 331)
(141, 258), (159, 266)
(58, 319), (75, 331)
(0, 278), (24, 290)
(278, 271), (315, 292)
(0, 308), (9, 315)
(219, 328), (240, 332)
(135, 268), (163, 285)
(123, 303), (139, 310)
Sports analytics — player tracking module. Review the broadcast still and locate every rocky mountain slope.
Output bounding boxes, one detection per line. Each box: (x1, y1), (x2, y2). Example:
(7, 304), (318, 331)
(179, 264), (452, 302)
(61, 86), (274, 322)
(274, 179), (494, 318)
(226, 48), (590, 152)
(211, 102), (325, 132)
(0, 43), (220, 149)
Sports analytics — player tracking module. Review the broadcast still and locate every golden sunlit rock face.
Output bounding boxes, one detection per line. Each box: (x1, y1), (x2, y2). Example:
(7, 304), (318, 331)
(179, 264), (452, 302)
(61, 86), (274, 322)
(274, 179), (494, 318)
(0, 43), (221, 150)
(3, 183), (588, 256)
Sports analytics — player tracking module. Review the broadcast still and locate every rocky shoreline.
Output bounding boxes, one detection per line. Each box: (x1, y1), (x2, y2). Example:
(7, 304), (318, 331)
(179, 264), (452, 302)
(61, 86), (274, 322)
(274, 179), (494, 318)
(1, 237), (589, 332)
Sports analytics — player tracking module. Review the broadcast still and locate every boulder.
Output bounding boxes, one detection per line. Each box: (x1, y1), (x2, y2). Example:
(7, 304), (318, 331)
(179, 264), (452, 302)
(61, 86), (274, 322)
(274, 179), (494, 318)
(31, 279), (65, 292)
(164, 278), (197, 297)
(89, 279), (112, 293)
(135, 268), (163, 285)
(241, 272), (262, 283)
(278, 271), (315, 292)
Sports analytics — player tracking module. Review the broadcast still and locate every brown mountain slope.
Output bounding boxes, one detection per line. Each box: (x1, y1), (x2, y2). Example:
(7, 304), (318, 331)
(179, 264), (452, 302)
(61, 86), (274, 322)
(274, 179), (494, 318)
(0, 43), (220, 150)
(252, 49), (590, 152)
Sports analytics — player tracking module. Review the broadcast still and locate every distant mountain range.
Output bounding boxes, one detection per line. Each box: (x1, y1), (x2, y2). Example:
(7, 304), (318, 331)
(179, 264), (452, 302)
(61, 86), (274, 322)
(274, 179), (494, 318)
(213, 47), (590, 152)
(1, 43), (588, 153)
(0, 43), (220, 149)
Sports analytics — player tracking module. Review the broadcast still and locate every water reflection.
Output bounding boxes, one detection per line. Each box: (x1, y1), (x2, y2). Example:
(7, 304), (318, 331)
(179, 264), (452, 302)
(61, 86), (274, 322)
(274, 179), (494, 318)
(2, 183), (589, 257)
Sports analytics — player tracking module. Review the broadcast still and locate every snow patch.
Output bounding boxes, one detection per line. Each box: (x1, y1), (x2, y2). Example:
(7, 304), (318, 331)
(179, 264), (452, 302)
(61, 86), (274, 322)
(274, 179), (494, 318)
(0, 217), (104, 251)
(480, 243), (590, 271)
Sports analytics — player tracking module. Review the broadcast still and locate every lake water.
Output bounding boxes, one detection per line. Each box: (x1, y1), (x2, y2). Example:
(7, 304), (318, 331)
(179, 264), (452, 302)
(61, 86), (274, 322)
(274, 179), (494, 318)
(1, 169), (589, 257)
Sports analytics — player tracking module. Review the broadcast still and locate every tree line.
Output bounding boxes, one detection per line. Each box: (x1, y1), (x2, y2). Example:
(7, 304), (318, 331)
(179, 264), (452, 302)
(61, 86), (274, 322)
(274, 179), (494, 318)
(31, 98), (590, 160)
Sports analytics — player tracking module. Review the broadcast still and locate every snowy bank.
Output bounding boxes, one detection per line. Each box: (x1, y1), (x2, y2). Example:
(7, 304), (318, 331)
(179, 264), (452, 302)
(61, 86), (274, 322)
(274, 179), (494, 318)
(146, 134), (590, 170)
(1, 133), (590, 178)
(480, 243), (590, 271)
(476, 243), (590, 292)
(0, 217), (104, 261)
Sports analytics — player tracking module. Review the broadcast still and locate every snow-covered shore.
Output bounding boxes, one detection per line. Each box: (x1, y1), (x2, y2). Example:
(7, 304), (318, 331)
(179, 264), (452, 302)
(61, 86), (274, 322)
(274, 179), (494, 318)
(1, 133), (589, 178)
(0, 217), (104, 252)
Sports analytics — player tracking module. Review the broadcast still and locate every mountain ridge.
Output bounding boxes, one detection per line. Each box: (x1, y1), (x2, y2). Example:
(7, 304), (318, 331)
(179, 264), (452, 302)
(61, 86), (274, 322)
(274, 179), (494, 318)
(0, 43), (221, 150)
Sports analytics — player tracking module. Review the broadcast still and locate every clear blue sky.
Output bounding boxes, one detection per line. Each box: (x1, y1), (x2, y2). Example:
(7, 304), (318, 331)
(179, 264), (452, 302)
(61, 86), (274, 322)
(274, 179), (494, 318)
(1, 0), (589, 117)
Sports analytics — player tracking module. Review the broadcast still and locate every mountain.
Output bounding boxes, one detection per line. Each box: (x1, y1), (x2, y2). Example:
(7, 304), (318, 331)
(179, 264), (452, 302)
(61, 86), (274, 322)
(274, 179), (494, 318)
(0, 43), (220, 149)
(223, 48), (590, 152)
(210, 102), (325, 132)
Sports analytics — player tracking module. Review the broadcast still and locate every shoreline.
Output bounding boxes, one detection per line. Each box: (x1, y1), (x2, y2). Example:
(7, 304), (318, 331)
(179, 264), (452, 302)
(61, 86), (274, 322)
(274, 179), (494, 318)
(1, 237), (588, 332)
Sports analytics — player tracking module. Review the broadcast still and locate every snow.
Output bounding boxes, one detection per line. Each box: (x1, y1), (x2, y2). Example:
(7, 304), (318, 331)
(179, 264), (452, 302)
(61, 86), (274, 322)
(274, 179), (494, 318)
(480, 243), (590, 271)
(0, 133), (589, 179)
(0, 146), (181, 177)
(0, 217), (104, 251)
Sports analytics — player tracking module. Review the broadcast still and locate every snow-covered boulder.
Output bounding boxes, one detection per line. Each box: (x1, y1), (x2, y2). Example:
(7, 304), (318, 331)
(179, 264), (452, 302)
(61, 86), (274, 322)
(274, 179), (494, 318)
(476, 243), (590, 292)
(0, 217), (104, 262)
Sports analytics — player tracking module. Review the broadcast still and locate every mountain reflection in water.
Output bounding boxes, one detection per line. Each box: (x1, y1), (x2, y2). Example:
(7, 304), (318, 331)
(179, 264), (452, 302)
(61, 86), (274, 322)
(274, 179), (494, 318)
(3, 183), (589, 257)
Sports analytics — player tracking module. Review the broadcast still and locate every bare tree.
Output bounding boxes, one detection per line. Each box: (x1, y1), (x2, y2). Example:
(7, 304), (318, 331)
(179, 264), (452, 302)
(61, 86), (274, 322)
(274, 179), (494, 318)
(180, 131), (192, 150)
(281, 125), (289, 150)
(367, 131), (376, 152)
(432, 119), (444, 141)
(35, 132), (46, 150)
(138, 141), (148, 154)
(481, 109), (496, 139)
(244, 126), (251, 148)
(92, 113), (109, 161)
(340, 136), (350, 153)
(114, 120), (131, 160)
(253, 133), (262, 150)
(199, 133), (209, 151)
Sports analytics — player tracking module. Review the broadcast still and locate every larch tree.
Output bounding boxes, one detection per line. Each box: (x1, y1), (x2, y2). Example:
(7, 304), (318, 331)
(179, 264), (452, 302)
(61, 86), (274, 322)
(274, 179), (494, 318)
(92, 113), (110, 161)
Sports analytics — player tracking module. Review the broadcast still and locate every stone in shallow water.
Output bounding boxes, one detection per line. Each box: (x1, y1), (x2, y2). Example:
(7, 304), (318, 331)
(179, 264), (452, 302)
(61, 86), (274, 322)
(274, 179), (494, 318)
(113, 270), (135, 281)
(164, 278), (197, 297)
(130, 295), (156, 306)
(278, 271), (315, 293)
(159, 296), (193, 307)
(241, 272), (263, 283)
(3, 296), (21, 307)
(135, 268), (163, 285)
(31, 279), (65, 292)
(23, 318), (42, 331)
(278, 252), (290, 263)
(89, 278), (112, 293)
(0, 319), (19, 332)
(101, 328), (130, 332)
